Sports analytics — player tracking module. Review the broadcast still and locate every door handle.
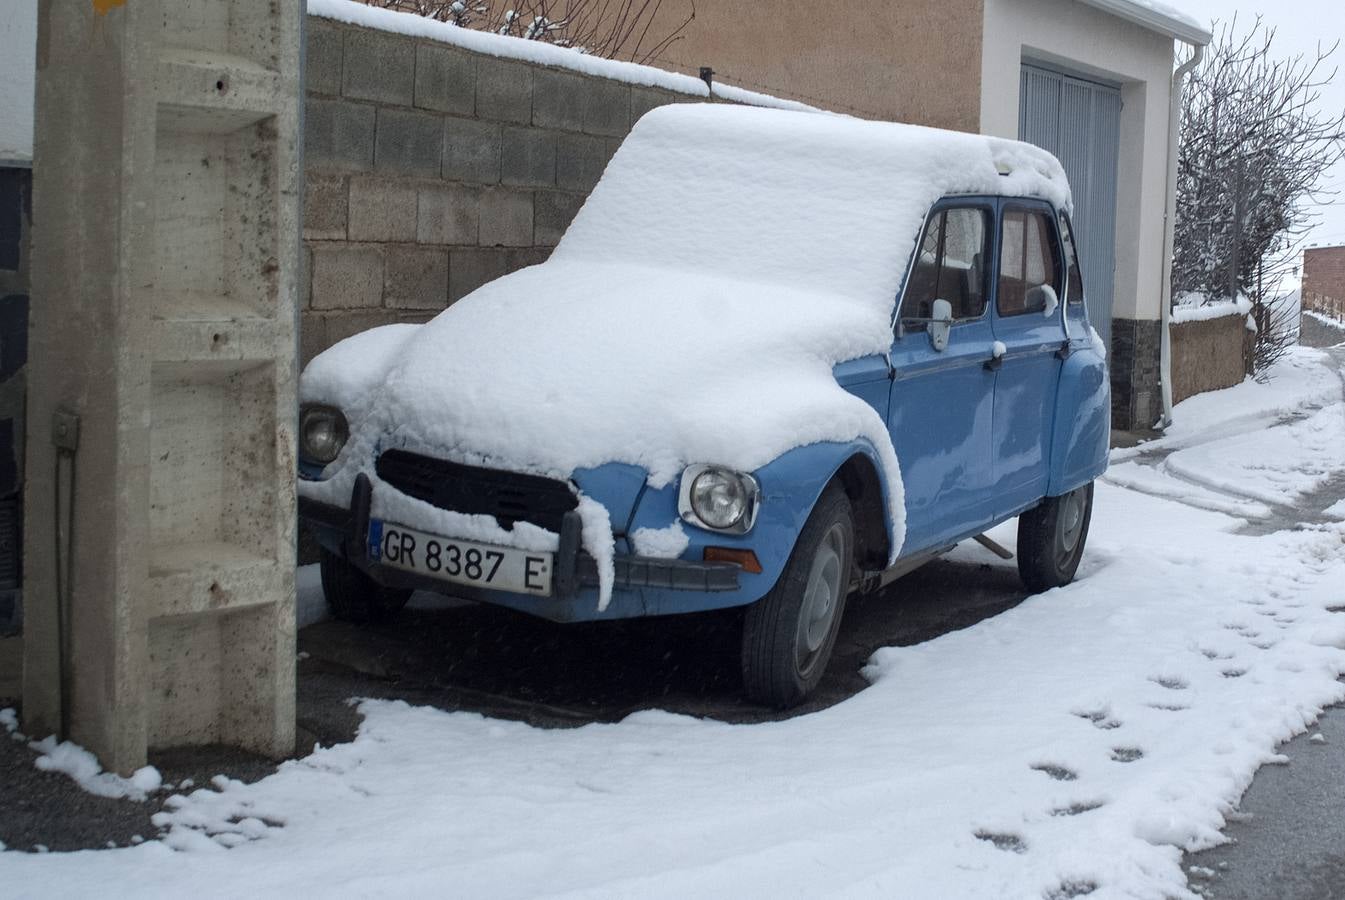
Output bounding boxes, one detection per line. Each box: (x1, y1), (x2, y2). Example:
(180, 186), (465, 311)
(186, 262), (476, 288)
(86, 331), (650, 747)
(984, 342), (1005, 372)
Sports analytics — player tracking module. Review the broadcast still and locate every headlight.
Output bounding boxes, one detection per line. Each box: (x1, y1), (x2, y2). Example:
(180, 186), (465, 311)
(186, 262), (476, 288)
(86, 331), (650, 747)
(299, 404), (349, 465)
(678, 465), (760, 534)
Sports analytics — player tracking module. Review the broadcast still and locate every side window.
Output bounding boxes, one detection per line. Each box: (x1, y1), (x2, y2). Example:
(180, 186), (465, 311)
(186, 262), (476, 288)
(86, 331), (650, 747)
(1059, 213), (1085, 305)
(997, 207), (1062, 316)
(899, 207), (990, 327)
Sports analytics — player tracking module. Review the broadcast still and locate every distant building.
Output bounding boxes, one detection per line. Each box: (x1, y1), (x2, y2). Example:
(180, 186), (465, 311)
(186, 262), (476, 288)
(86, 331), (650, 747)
(1302, 245), (1345, 310)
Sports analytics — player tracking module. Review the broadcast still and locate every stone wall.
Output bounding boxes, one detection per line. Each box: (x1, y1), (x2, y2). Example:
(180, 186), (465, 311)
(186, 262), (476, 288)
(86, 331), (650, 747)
(1170, 313), (1252, 406)
(301, 17), (700, 365)
(1109, 318), (1161, 431)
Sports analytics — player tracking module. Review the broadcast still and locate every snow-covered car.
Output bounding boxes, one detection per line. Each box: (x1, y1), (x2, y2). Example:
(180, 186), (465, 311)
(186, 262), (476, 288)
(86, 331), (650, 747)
(297, 104), (1110, 707)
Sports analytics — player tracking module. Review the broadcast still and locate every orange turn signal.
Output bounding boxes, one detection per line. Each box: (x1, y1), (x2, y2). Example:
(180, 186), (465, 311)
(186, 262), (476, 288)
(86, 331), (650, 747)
(704, 547), (762, 574)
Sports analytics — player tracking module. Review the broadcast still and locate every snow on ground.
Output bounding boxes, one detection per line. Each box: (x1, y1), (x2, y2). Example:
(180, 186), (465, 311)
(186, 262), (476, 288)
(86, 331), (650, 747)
(1109, 346), (1345, 518)
(1115, 346), (1341, 455)
(6, 351), (1345, 899)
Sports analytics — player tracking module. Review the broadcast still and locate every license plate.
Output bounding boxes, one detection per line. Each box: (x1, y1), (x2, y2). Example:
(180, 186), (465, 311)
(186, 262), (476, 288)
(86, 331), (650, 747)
(369, 520), (553, 596)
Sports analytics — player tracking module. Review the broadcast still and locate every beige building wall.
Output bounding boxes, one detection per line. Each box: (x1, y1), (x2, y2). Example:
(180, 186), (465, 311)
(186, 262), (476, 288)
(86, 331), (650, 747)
(628, 0), (986, 131)
(980, 0), (1175, 322)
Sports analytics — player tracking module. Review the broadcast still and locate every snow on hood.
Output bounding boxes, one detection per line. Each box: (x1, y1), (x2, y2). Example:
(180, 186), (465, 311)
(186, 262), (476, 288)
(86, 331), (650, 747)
(301, 104), (1071, 607)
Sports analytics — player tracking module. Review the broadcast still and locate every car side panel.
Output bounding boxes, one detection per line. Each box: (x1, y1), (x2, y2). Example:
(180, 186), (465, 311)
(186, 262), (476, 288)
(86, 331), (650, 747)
(1045, 339), (1110, 496)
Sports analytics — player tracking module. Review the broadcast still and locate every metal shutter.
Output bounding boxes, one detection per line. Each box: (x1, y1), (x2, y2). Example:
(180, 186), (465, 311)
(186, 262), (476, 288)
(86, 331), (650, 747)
(1019, 64), (1121, 352)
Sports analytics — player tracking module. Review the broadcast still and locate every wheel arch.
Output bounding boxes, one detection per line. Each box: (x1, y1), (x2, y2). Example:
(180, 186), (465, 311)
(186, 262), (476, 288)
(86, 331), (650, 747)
(832, 453), (890, 572)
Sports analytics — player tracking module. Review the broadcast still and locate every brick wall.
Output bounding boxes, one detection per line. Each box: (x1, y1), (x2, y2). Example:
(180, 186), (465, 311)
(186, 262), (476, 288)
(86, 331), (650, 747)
(301, 16), (707, 365)
(1170, 314), (1252, 406)
(1302, 246), (1345, 311)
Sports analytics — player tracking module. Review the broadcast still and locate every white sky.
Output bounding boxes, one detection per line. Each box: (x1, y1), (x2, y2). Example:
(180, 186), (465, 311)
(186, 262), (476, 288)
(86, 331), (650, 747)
(1169, 0), (1345, 250)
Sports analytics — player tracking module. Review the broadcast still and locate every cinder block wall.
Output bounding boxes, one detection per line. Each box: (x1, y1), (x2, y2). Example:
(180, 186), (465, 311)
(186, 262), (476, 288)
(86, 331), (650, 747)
(1170, 315), (1252, 406)
(301, 17), (704, 365)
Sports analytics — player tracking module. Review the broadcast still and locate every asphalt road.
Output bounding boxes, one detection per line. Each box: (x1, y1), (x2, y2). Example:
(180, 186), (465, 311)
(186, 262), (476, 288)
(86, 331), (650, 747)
(1184, 676), (1345, 900)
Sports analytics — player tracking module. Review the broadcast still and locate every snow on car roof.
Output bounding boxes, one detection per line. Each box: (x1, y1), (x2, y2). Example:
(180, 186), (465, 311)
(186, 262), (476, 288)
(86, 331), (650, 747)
(557, 103), (1071, 306)
(301, 104), (1072, 608)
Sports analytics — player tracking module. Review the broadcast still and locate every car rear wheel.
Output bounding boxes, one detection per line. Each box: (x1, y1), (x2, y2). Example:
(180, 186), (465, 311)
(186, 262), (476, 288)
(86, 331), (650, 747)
(1017, 481), (1093, 593)
(320, 548), (412, 624)
(742, 484), (854, 708)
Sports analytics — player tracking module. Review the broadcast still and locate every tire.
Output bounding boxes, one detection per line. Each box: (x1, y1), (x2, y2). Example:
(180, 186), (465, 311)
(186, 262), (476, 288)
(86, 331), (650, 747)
(1017, 481), (1094, 593)
(742, 484), (854, 708)
(320, 548), (412, 624)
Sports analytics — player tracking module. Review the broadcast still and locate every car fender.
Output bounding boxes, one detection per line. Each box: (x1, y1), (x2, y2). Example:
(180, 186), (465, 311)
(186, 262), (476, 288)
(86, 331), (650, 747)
(626, 439), (897, 601)
(1046, 341), (1110, 496)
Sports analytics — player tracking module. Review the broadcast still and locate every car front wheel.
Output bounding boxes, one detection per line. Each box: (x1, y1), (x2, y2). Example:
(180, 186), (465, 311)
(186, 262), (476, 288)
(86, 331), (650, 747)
(1017, 481), (1093, 593)
(319, 548), (413, 624)
(741, 483), (854, 708)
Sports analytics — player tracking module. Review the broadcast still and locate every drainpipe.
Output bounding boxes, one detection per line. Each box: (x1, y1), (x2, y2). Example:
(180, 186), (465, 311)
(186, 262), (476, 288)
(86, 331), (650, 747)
(1158, 42), (1204, 428)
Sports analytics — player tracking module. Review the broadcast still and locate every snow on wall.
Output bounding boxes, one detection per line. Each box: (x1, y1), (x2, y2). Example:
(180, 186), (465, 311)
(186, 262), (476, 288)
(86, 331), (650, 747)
(307, 0), (817, 112)
(1170, 292), (1253, 325)
(0, 0), (37, 162)
(301, 104), (1072, 609)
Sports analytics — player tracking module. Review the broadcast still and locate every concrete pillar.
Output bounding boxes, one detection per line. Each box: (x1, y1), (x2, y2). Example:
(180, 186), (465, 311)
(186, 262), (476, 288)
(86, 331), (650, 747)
(24, 0), (300, 773)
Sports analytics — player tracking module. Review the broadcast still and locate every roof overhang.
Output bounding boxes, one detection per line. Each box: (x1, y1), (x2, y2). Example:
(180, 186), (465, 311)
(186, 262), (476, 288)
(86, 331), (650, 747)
(1077, 0), (1212, 46)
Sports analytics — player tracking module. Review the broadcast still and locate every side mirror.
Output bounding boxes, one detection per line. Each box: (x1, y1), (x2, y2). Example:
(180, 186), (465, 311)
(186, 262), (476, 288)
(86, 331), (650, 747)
(928, 299), (953, 352)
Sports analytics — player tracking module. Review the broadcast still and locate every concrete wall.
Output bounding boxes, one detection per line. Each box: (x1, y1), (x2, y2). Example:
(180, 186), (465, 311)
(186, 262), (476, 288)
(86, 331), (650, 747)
(599, 0), (985, 130)
(1170, 315), (1252, 406)
(0, 0), (37, 163)
(301, 17), (701, 364)
(25, 0), (300, 773)
(981, 0), (1176, 430)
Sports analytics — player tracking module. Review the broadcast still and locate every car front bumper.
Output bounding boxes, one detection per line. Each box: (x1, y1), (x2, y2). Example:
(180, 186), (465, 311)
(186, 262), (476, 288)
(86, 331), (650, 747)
(300, 474), (742, 619)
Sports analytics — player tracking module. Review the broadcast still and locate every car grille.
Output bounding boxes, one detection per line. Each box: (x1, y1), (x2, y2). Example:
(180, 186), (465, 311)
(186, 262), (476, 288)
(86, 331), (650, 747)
(375, 449), (578, 532)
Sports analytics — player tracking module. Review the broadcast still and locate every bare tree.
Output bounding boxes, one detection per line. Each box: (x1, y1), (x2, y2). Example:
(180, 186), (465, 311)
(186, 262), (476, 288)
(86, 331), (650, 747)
(363, 0), (696, 63)
(1172, 17), (1345, 374)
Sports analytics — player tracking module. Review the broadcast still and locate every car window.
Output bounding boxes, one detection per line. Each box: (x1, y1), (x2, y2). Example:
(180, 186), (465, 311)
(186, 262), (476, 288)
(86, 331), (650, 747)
(1059, 213), (1085, 305)
(997, 207), (1062, 316)
(899, 207), (990, 327)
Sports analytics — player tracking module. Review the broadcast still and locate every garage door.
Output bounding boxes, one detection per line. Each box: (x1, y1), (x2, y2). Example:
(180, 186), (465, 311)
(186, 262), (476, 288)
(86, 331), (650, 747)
(1019, 64), (1121, 351)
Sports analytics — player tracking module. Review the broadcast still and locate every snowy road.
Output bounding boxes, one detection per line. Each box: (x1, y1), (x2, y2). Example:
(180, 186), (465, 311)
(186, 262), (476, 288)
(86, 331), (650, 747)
(2, 347), (1344, 900)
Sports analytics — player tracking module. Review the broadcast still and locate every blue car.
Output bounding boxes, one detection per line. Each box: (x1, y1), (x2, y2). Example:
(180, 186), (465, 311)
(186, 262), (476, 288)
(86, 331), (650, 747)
(298, 105), (1108, 708)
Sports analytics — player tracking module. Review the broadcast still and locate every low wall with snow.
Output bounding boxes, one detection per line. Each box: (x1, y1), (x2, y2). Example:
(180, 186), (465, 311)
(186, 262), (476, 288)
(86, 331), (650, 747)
(300, 5), (780, 366)
(1170, 309), (1253, 406)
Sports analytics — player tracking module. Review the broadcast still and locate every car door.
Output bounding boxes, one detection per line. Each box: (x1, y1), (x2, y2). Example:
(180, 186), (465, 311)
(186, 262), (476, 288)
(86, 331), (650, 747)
(988, 200), (1069, 517)
(888, 200), (998, 553)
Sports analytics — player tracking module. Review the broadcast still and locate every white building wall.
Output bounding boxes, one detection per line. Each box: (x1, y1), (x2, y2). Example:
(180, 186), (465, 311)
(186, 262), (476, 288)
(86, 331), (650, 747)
(1, 0), (38, 163)
(980, 0), (1174, 322)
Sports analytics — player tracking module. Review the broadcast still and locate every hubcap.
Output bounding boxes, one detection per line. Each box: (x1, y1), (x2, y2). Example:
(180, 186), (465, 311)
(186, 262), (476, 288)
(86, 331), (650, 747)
(1057, 487), (1086, 565)
(795, 523), (846, 674)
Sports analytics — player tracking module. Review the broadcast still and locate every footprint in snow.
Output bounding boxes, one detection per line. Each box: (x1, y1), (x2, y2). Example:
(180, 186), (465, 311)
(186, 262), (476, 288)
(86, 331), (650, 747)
(1224, 623), (1259, 637)
(1199, 648), (1234, 661)
(974, 830), (1028, 853)
(1044, 878), (1098, 899)
(1327, 605), (1345, 614)
(1222, 668), (1247, 678)
(1111, 747), (1144, 762)
(1252, 640), (1278, 650)
(1031, 763), (1078, 782)
(1049, 800), (1105, 817)
(1074, 710), (1122, 730)
(1147, 702), (1189, 712)
(1150, 675), (1189, 690)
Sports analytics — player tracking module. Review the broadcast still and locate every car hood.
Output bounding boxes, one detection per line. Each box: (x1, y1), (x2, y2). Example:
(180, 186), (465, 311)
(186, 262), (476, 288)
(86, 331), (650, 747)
(303, 260), (895, 490)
